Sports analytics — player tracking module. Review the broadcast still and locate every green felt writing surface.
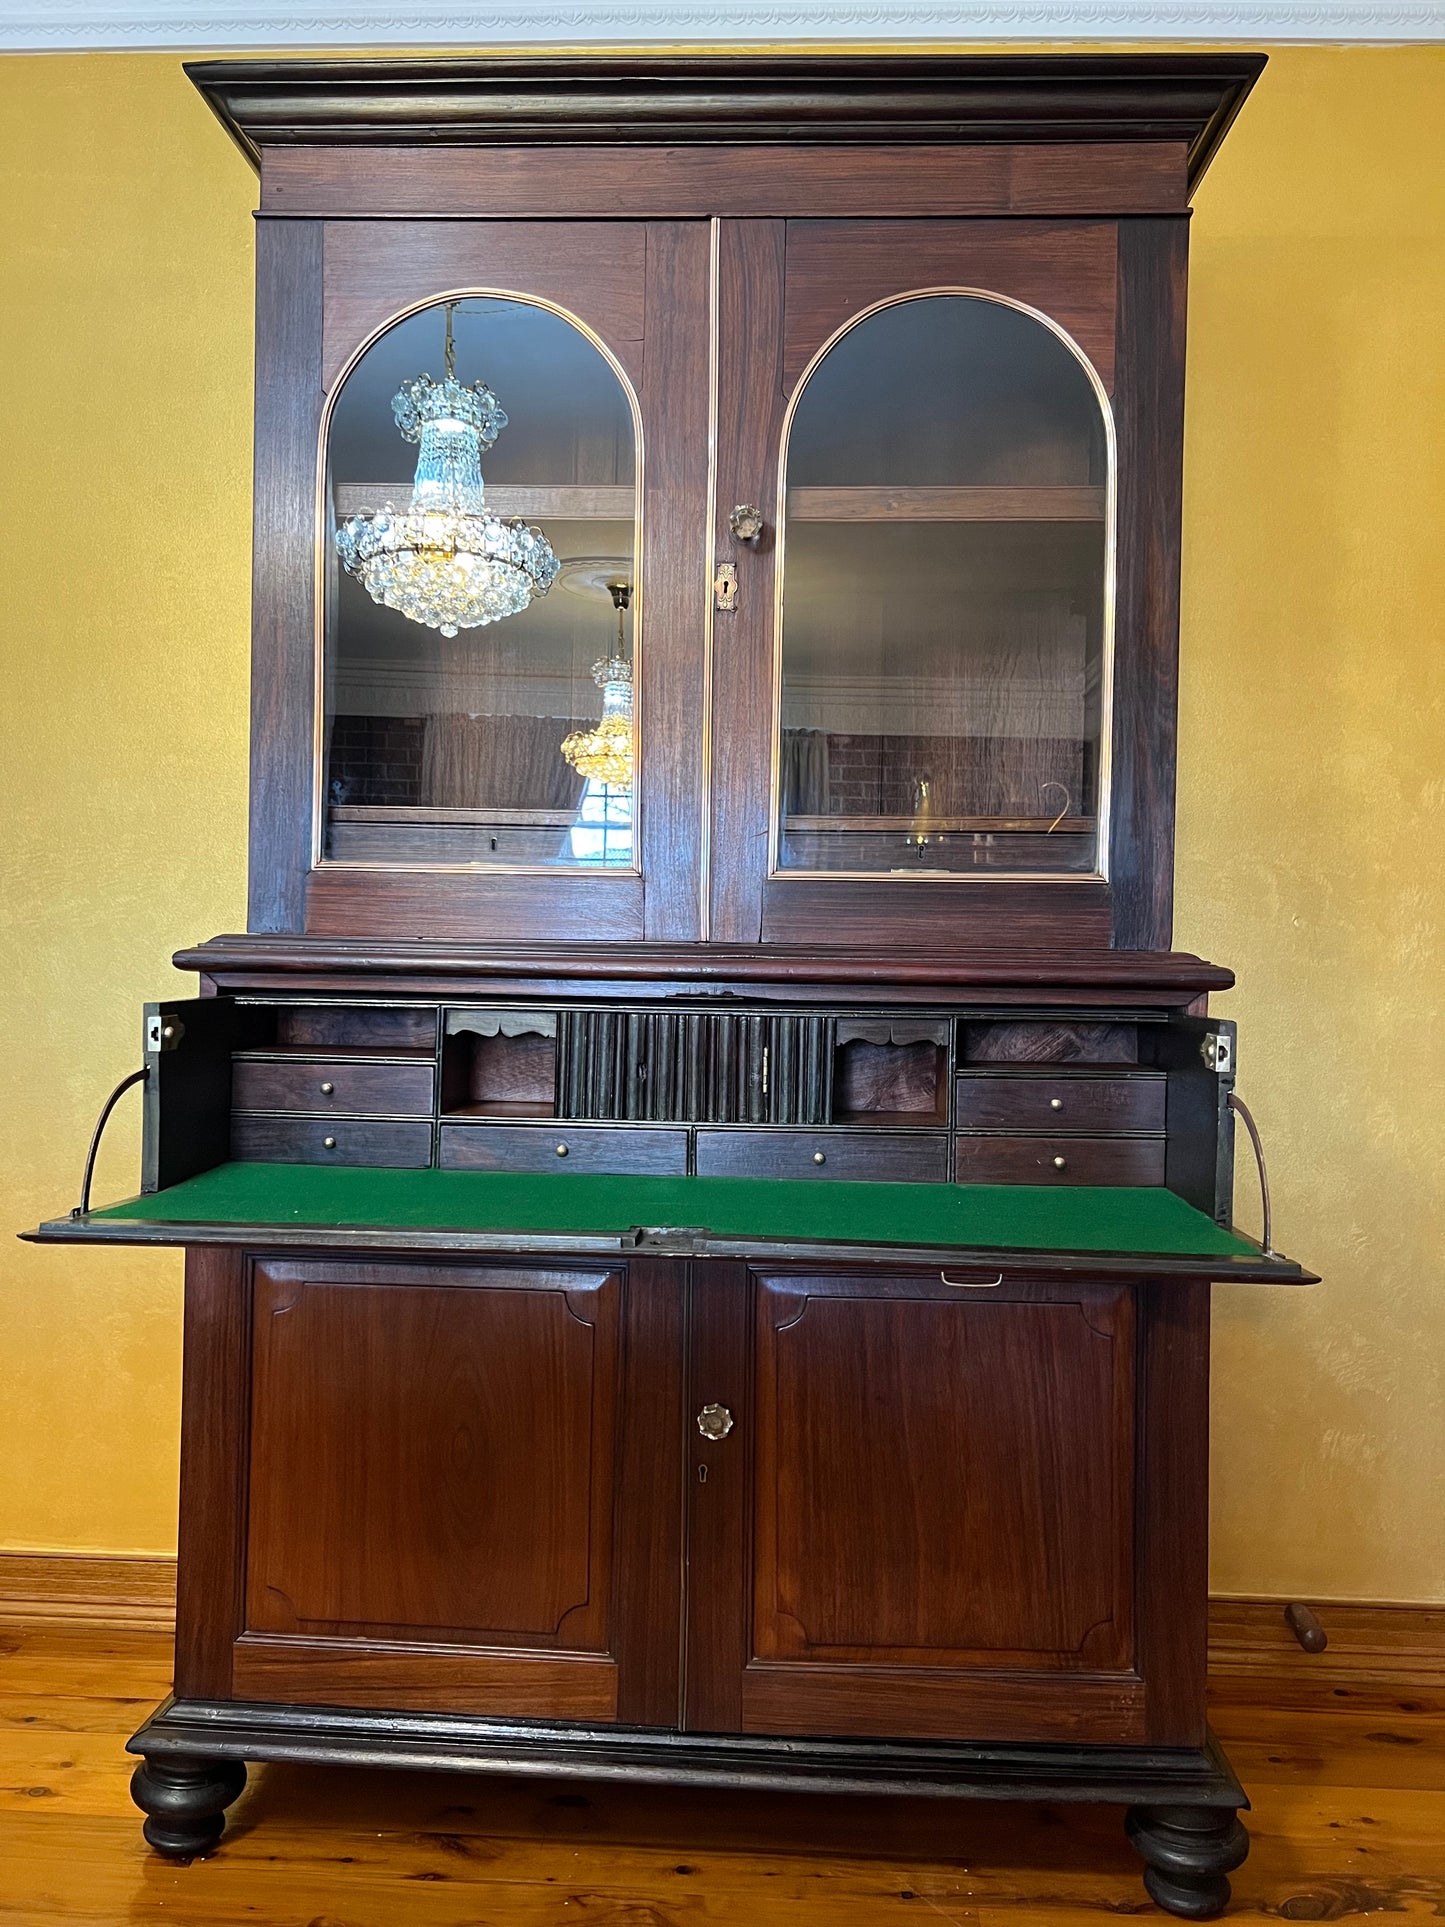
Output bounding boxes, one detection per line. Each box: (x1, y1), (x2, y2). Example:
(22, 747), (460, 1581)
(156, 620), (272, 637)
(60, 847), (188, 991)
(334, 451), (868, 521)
(89, 1162), (1260, 1260)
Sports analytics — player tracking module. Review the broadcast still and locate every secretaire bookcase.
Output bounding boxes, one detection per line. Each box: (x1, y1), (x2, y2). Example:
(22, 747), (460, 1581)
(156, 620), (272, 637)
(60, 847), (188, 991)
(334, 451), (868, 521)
(27, 52), (1313, 1920)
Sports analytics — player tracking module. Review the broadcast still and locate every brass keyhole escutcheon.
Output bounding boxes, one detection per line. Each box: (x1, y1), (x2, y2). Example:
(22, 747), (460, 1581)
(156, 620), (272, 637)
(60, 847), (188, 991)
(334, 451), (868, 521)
(697, 1403), (734, 1441)
(713, 562), (738, 613)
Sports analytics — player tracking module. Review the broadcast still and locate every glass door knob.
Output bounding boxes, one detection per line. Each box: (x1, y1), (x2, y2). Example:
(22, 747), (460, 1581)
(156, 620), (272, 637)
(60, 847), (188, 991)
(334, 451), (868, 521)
(697, 1403), (734, 1440)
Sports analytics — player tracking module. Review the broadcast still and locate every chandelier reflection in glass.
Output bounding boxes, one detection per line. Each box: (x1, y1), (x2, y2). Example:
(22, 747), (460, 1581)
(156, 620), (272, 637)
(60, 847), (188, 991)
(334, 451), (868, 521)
(561, 581), (634, 789)
(335, 301), (560, 638)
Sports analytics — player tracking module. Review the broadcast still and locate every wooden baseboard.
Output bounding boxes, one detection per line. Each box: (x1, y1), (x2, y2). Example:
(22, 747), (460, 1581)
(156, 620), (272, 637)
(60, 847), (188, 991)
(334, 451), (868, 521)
(0, 1552), (176, 1633)
(1209, 1595), (1445, 1690)
(1, 1562), (1441, 1693)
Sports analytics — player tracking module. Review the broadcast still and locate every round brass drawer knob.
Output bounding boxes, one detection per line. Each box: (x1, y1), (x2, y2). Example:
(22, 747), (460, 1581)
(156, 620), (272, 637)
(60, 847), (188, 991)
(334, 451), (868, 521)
(322, 1136), (337, 1150)
(320, 1081), (335, 1095)
(1053, 1155), (1067, 1170)
(812, 1151), (826, 1165)
(555, 1143), (569, 1157)
(697, 1403), (734, 1441)
(1050, 1096), (1063, 1111)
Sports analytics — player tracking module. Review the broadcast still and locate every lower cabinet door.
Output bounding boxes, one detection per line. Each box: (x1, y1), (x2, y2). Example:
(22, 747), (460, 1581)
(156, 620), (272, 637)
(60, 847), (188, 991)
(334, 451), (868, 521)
(684, 1265), (1142, 1745)
(235, 1256), (683, 1725)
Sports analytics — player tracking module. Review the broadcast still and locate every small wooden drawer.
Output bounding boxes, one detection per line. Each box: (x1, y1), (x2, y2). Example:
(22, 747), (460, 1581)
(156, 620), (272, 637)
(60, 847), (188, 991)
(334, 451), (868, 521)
(230, 1115), (433, 1168)
(955, 1074), (1165, 1135)
(439, 1123), (689, 1177)
(696, 1129), (948, 1182)
(955, 1135), (1166, 1186)
(232, 1057), (436, 1117)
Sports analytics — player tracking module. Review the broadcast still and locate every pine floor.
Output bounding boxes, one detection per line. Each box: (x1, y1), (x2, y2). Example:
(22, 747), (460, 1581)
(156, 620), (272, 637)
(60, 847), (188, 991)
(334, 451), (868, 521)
(1, 1621), (1442, 1924)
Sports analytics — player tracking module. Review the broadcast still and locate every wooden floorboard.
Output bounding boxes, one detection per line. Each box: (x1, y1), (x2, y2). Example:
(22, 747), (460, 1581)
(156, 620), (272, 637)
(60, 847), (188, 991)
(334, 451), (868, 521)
(0, 1622), (1442, 1922)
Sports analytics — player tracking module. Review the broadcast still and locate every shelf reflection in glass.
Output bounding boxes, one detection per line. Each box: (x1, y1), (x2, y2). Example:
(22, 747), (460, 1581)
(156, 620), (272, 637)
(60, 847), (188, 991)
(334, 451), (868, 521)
(774, 293), (1110, 878)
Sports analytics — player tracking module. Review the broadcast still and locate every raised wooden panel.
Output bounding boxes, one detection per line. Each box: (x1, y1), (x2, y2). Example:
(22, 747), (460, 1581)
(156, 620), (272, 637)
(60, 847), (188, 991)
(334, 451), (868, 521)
(246, 1263), (619, 1654)
(321, 220), (647, 389)
(782, 221), (1119, 393)
(231, 1634), (618, 1719)
(752, 1274), (1135, 1672)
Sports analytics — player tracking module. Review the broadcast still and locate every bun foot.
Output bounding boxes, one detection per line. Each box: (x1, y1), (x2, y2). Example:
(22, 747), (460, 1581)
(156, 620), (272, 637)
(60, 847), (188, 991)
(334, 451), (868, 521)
(130, 1754), (248, 1858)
(1125, 1803), (1249, 1919)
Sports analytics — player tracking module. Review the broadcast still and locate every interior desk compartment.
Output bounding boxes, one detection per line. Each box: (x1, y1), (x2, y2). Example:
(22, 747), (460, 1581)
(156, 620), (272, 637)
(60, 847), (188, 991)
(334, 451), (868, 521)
(439, 1121), (688, 1176)
(230, 1115), (433, 1168)
(697, 1128), (948, 1182)
(956, 1135), (1166, 1186)
(232, 1057), (436, 1116)
(955, 1073), (1165, 1135)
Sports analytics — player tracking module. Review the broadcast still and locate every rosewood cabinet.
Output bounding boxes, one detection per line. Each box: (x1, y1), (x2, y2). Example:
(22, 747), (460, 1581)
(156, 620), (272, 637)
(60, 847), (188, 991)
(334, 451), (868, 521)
(26, 53), (1314, 1922)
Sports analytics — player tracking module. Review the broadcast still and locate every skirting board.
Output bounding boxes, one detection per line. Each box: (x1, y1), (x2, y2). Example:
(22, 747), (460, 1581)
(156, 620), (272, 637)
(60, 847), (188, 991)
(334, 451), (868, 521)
(2, 1557), (1442, 1691)
(0, 1552), (176, 1634)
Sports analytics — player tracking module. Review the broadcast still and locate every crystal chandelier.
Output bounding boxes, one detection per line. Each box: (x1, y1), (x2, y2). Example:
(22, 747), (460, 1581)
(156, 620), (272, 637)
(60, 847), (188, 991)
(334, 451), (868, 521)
(335, 302), (560, 637)
(561, 582), (634, 787)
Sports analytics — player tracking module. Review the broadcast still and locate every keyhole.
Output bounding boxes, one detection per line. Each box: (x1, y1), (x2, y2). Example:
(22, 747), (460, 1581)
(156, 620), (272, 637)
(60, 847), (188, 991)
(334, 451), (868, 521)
(697, 1464), (708, 1485)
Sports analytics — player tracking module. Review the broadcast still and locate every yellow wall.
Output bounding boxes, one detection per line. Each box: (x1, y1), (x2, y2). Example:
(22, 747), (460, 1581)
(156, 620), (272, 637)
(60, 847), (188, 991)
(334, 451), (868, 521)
(1, 47), (1441, 1596)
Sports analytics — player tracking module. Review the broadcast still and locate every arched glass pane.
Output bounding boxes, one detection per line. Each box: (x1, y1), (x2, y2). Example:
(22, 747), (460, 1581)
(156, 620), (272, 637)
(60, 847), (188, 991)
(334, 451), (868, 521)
(323, 296), (638, 869)
(774, 295), (1110, 877)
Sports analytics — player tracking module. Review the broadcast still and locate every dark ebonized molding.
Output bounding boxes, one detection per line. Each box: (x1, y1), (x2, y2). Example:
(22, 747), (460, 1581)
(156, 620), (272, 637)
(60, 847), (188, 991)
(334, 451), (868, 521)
(184, 53), (1265, 193)
(129, 1695), (1248, 1808)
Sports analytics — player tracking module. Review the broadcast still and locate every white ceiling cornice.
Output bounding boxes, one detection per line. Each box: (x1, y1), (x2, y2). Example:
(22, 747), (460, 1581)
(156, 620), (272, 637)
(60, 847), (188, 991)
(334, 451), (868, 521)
(2, 0), (1443, 52)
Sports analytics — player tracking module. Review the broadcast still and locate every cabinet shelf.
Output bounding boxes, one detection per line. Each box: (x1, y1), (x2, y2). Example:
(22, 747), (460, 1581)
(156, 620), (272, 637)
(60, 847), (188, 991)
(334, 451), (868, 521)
(332, 483), (634, 520)
(786, 486), (1105, 523)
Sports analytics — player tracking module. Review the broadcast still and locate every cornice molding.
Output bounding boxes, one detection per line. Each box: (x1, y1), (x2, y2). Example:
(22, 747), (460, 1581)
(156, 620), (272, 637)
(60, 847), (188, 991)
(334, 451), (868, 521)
(2, 1), (1442, 52)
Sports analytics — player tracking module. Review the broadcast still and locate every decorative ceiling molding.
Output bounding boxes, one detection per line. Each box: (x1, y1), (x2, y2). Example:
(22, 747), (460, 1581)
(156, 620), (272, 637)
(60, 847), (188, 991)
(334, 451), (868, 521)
(3, 0), (1442, 52)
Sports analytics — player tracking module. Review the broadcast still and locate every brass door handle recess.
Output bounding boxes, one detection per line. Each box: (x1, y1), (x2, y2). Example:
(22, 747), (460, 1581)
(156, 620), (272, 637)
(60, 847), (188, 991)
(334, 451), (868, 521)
(941, 1272), (1003, 1289)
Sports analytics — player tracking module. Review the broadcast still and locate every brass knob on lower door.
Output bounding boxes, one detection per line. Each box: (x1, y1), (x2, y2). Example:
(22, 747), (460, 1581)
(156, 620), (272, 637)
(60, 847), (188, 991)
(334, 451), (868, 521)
(697, 1403), (734, 1440)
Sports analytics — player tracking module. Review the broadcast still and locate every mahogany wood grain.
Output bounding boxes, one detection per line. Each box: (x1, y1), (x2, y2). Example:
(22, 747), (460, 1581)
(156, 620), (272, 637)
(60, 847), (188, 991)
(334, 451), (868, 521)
(638, 222), (710, 942)
(695, 1129), (947, 1183)
(708, 219), (786, 945)
(611, 1258), (686, 1726)
(955, 1074), (1165, 1134)
(231, 1636), (619, 1720)
(231, 1057), (435, 1115)
(178, 934), (1234, 997)
(740, 1667), (1147, 1744)
(961, 1019), (1140, 1064)
(173, 1247), (250, 1700)
(1108, 218), (1189, 952)
(246, 1263), (620, 1666)
(954, 1135), (1166, 1185)
(230, 1114), (433, 1167)
(751, 1275), (1135, 1672)
(687, 1267), (1140, 1745)
(439, 1121), (688, 1175)
(835, 1038), (946, 1119)
(682, 1261), (753, 1734)
(782, 221), (1119, 392)
(275, 1005), (438, 1050)
(759, 881), (1114, 949)
(319, 220), (647, 390)
(249, 219), (322, 934)
(304, 868), (646, 942)
(261, 141), (1190, 220)
(1136, 1280), (1211, 1744)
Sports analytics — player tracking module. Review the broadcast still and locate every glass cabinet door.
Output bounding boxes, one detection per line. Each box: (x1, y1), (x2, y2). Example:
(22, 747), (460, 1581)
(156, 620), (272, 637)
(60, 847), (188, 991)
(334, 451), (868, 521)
(324, 295), (640, 872)
(774, 292), (1111, 879)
